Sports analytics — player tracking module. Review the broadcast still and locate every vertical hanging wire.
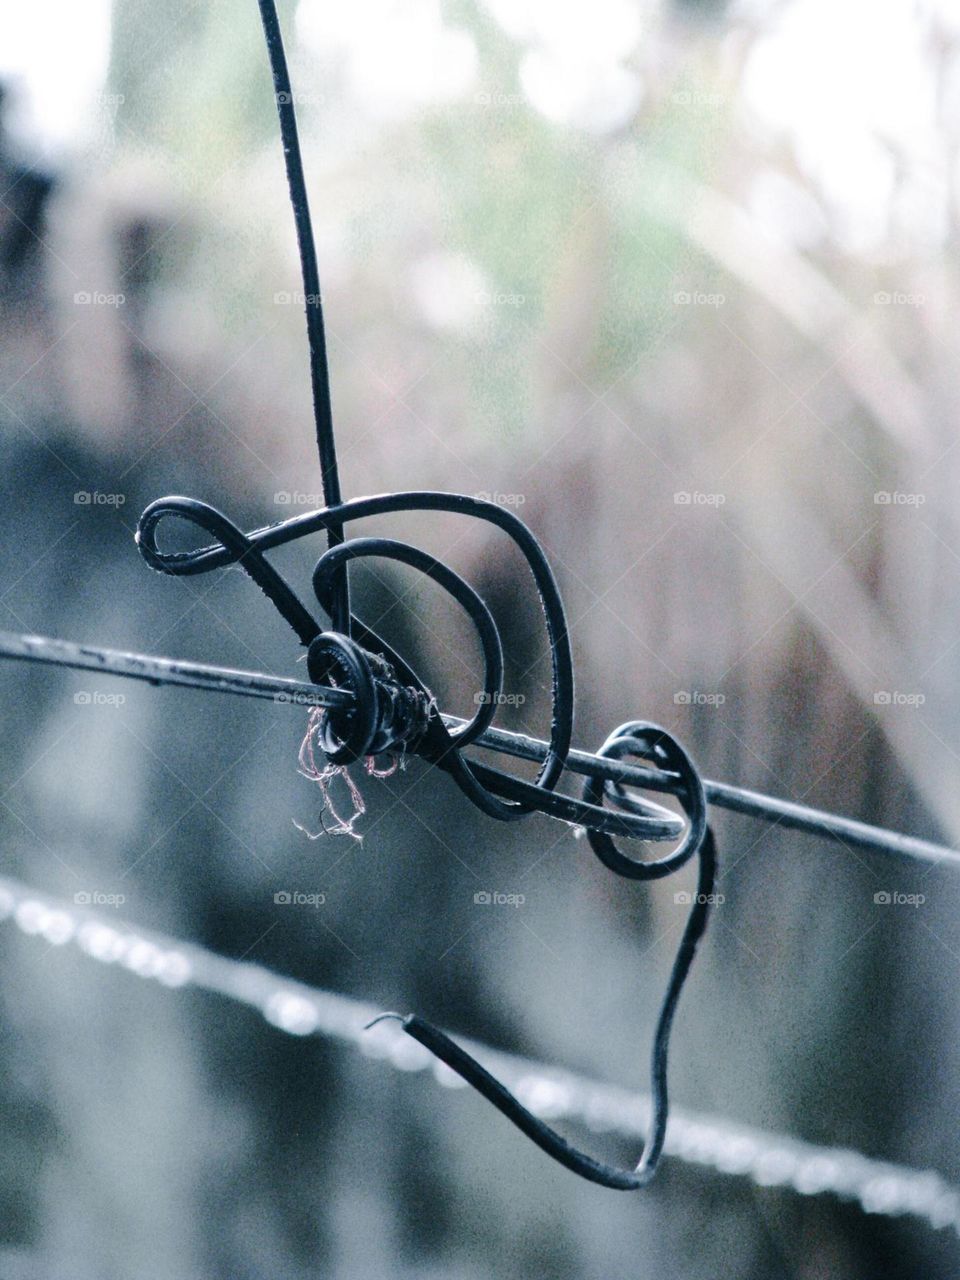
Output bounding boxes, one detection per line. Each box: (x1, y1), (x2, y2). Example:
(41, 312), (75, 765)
(255, 0), (349, 626)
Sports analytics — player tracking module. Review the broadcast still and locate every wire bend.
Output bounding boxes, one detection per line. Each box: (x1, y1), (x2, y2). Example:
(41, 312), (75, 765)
(132, 0), (720, 1191)
(389, 825), (717, 1190)
(136, 493), (685, 840)
(137, 489), (718, 1187)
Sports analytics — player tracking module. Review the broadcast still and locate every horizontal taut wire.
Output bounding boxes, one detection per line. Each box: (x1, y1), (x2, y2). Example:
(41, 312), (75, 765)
(0, 626), (955, 871)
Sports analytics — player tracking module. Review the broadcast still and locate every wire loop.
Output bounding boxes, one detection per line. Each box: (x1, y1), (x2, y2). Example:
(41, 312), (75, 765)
(584, 721), (708, 881)
(136, 493), (688, 841)
(131, 0), (718, 1193)
(136, 483), (716, 1188)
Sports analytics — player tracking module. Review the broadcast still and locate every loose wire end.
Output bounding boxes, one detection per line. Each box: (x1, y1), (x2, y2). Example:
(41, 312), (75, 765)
(364, 1011), (408, 1031)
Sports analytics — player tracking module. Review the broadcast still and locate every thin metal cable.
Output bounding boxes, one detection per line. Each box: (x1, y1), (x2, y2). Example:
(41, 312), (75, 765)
(377, 827), (717, 1191)
(0, 872), (956, 1235)
(0, 627), (955, 870)
(0, 628), (350, 709)
(254, 0), (348, 623)
(3, 0), (947, 1193)
(119, 0), (953, 1192)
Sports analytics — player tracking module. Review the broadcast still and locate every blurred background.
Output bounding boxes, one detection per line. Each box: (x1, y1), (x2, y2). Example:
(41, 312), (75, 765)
(1, 0), (960, 1274)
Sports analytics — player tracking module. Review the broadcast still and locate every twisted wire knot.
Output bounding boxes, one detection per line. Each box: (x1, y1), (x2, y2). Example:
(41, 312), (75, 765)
(125, 0), (733, 1195)
(136, 487), (716, 1190)
(305, 632), (432, 764)
(136, 491), (697, 844)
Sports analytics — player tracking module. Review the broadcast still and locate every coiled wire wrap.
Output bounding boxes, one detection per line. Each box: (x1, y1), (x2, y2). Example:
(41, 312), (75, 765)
(132, 0), (718, 1190)
(137, 493), (686, 840)
(136, 491), (717, 1187)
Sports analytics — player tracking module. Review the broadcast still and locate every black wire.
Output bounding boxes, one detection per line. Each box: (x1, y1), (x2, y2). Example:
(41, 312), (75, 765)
(135, 475), (719, 1189)
(0, 0), (946, 1201)
(311, 536), (504, 748)
(0, 628), (350, 709)
(254, 0), (348, 625)
(116, 0), (952, 1194)
(1, 626), (953, 870)
(373, 827), (717, 1190)
(139, 495), (322, 645)
(466, 721), (960, 868)
(138, 494), (681, 840)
